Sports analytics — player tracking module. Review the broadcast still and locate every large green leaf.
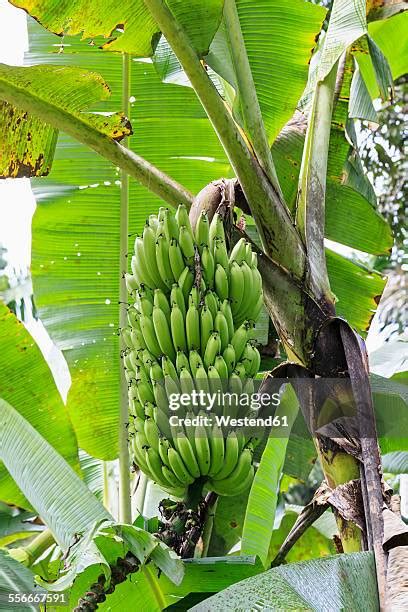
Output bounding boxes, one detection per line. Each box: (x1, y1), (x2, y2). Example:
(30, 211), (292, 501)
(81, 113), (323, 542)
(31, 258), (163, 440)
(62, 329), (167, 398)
(382, 452), (408, 474)
(0, 303), (78, 507)
(39, 520), (183, 609)
(190, 552), (378, 611)
(326, 249), (386, 333)
(371, 374), (408, 455)
(0, 550), (44, 612)
(272, 119), (392, 255)
(0, 504), (43, 547)
(207, 491), (250, 556)
(356, 12), (408, 99)
(11, 0), (223, 56)
(0, 397), (110, 549)
(205, 0), (326, 144)
(241, 386), (299, 566)
(103, 556), (263, 610)
(268, 510), (336, 565)
(0, 63), (130, 179)
(317, 0), (367, 81)
(28, 20), (230, 459)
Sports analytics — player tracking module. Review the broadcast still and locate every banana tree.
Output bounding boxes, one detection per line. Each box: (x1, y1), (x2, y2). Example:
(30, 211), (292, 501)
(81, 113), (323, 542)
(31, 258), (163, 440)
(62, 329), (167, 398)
(0, 0), (407, 608)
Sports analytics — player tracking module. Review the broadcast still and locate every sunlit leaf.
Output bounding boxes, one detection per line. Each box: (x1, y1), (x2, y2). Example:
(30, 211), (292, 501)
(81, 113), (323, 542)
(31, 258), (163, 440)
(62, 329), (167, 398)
(206, 0), (326, 143)
(0, 63), (131, 178)
(0, 397), (109, 549)
(11, 0), (223, 56)
(241, 386), (299, 567)
(0, 303), (78, 507)
(190, 552), (378, 611)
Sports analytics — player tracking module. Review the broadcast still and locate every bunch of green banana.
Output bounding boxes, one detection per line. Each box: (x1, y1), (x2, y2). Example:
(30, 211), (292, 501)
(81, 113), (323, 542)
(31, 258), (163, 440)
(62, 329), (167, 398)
(124, 205), (263, 497)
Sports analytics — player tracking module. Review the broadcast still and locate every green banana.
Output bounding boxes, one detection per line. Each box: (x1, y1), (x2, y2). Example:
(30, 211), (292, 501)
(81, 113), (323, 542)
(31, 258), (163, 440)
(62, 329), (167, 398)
(130, 328), (146, 351)
(142, 349), (156, 370)
(142, 224), (167, 291)
(122, 326), (133, 348)
(137, 380), (155, 405)
(229, 237), (247, 265)
(178, 266), (194, 303)
(214, 238), (229, 269)
(136, 292), (153, 317)
(223, 344), (236, 376)
(174, 432), (200, 478)
(231, 322), (249, 361)
(220, 300), (234, 339)
(175, 204), (193, 237)
(153, 381), (169, 414)
(123, 352), (133, 371)
(249, 345), (261, 377)
(162, 355), (179, 382)
(207, 365), (223, 396)
(171, 304), (188, 352)
(204, 291), (219, 320)
(132, 434), (150, 473)
(153, 306), (176, 362)
(195, 211), (210, 251)
(211, 447), (253, 487)
(229, 261), (244, 316)
(170, 283), (186, 319)
(139, 314), (162, 358)
(215, 265), (229, 302)
(169, 238), (185, 281)
(209, 212), (225, 250)
(145, 447), (167, 485)
(214, 354), (229, 383)
(158, 437), (171, 465)
(130, 255), (143, 287)
(214, 311), (229, 351)
(165, 374), (180, 400)
(194, 425), (211, 475)
(163, 208), (179, 242)
(201, 246), (215, 289)
(167, 448), (195, 484)
(188, 286), (200, 308)
(200, 306), (213, 352)
(153, 289), (171, 323)
(189, 350), (204, 377)
(153, 406), (172, 439)
(125, 272), (138, 294)
(179, 367), (195, 397)
(244, 242), (253, 266)
(127, 306), (139, 328)
(194, 365), (211, 396)
(129, 396), (145, 420)
(158, 207), (167, 223)
(176, 350), (191, 375)
(208, 423), (225, 477)
(133, 416), (145, 433)
(179, 225), (195, 263)
(144, 417), (160, 451)
(162, 465), (186, 491)
(148, 214), (159, 232)
(211, 431), (239, 480)
(186, 303), (200, 351)
(204, 332), (221, 368)
(210, 464), (254, 496)
(134, 237), (156, 289)
(156, 234), (174, 288)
